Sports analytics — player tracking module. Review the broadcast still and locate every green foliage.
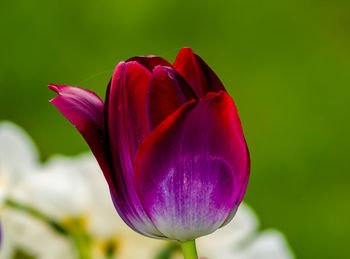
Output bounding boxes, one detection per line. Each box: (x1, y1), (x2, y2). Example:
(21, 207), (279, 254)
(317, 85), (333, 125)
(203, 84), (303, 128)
(12, 249), (35, 259)
(154, 242), (180, 259)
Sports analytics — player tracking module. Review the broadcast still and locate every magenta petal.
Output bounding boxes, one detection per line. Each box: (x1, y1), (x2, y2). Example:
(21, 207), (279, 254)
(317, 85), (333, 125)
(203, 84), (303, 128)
(134, 91), (249, 241)
(127, 55), (172, 71)
(48, 84), (134, 227)
(107, 62), (164, 238)
(220, 145), (250, 227)
(49, 84), (129, 227)
(48, 84), (115, 187)
(109, 61), (150, 159)
(147, 65), (196, 130)
(173, 47), (225, 97)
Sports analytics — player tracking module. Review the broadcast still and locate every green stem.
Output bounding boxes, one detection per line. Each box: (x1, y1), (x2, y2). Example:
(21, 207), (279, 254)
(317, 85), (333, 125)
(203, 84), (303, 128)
(69, 224), (92, 259)
(180, 240), (198, 259)
(5, 199), (68, 235)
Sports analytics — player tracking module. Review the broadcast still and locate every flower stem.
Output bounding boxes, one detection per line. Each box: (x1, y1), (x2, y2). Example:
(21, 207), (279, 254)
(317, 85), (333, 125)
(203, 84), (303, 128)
(180, 240), (198, 259)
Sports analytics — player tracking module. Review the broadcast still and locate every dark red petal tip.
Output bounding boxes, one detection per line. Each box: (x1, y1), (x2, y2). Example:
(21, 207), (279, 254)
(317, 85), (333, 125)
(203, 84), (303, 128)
(173, 48), (225, 97)
(126, 55), (172, 72)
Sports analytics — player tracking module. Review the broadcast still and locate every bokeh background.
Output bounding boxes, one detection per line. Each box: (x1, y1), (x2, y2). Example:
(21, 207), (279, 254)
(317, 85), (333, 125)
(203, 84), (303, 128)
(1, 0), (349, 258)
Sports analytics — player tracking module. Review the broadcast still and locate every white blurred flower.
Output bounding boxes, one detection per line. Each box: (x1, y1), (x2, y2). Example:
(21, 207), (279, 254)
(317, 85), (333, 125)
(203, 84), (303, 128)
(195, 204), (295, 259)
(14, 152), (165, 259)
(1, 209), (74, 259)
(13, 155), (91, 220)
(0, 121), (75, 259)
(0, 121), (39, 206)
(0, 121), (295, 259)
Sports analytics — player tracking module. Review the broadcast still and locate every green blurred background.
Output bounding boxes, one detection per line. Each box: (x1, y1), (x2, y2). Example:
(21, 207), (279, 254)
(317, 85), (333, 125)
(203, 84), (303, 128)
(1, 0), (349, 258)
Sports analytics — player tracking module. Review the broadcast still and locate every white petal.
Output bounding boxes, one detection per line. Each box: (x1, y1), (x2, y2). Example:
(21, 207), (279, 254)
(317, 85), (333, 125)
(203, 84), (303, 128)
(196, 204), (294, 259)
(233, 230), (295, 259)
(11, 152), (125, 238)
(11, 155), (90, 219)
(0, 121), (39, 203)
(197, 203), (259, 257)
(0, 121), (39, 171)
(1, 208), (74, 259)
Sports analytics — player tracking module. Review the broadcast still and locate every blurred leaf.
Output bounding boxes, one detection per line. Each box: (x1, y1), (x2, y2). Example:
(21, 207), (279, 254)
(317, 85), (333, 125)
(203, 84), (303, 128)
(154, 242), (180, 259)
(12, 249), (35, 259)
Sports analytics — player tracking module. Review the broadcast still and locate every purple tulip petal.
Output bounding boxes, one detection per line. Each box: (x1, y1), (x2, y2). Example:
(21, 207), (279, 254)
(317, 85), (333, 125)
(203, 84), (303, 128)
(107, 61), (164, 238)
(147, 65), (197, 131)
(49, 84), (139, 236)
(220, 145), (250, 227)
(127, 55), (172, 72)
(134, 91), (249, 241)
(109, 61), (150, 159)
(173, 47), (225, 98)
(101, 80), (141, 232)
(48, 84), (115, 188)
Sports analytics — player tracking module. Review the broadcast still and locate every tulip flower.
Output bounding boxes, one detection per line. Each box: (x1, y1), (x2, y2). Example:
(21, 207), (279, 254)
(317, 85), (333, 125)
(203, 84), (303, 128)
(49, 47), (250, 258)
